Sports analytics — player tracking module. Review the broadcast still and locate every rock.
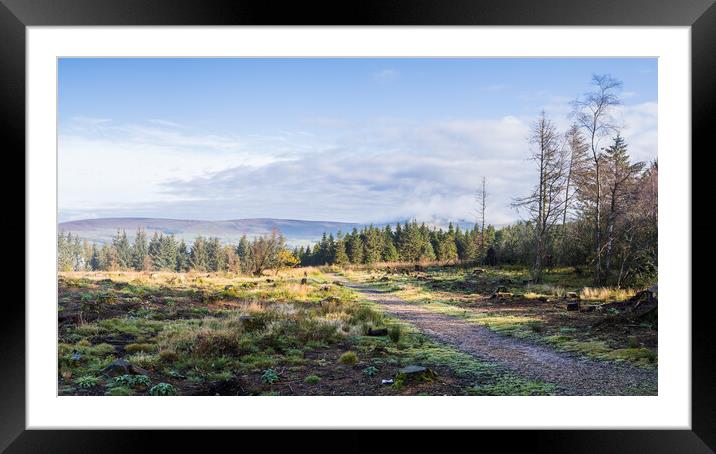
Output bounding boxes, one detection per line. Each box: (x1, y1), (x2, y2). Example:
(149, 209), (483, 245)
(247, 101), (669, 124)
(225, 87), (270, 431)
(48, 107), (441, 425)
(102, 359), (131, 377)
(129, 364), (150, 376)
(396, 365), (436, 382)
(321, 296), (341, 304)
(102, 359), (151, 377)
(367, 327), (388, 336)
(566, 301), (580, 311)
(398, 365), (427, 375)
(333, 280), (344, 286)
(473, 268), (486, 275)
(566, 291), (579, 299)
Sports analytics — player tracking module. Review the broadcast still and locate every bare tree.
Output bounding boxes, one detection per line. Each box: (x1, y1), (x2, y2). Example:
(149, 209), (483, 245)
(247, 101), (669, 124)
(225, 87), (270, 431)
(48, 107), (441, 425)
(557, 124), (589, 265)
(476, 176), (487, 258)
(571, 74), (623, 284)
(513, 111), (567, 282)
(248, 229), (283, 275)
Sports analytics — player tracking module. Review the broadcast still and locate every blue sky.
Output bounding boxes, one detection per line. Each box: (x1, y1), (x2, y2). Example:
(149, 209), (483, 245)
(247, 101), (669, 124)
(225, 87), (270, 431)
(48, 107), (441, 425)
(58, 58), (658, 225)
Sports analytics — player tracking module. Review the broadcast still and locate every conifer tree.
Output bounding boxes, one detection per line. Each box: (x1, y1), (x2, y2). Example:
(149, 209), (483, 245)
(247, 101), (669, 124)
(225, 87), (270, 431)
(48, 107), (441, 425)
(148, 232), (161, 270)
(155, 234), (178, 271)
(176, 240), (190, 272)
(112, 230), (133, 269)
(334, 238), (349, 265)
(347, 228), (364, 264)
(207, 237), (225, 272)
(132, 229), (149, 271)
(90, 243), (101, 271)
(190, 236), (209, 271)
(363, 225), (383, 264)
(236, 235), (251, 273)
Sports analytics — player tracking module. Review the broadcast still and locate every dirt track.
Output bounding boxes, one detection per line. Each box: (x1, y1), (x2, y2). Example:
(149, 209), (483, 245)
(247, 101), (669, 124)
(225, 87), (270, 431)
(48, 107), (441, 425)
(336, 276), (657, 396)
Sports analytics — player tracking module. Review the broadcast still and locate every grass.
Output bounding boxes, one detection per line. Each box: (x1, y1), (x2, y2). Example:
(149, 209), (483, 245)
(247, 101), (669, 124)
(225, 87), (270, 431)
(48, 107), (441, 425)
(58, 265), (655, 395)
(580, 287), (636, 301)
(338, 351), (359, 365)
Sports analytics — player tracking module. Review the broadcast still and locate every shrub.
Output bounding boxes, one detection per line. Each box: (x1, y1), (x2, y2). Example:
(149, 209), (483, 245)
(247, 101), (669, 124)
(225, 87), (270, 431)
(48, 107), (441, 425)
(194, 328), (242, 357)
(126, 352), (160, 370)
(75, 375), (100, 389)
(362, 366), (378, 377)
(388, 325), (402, 343)
(158, 349), (179, 363)
(304, 374), (321, 384)
(149, 383), (177, 396)
(338, 351), (358, 365)
(113, 374), (151, 388)
(261, 368), (279, 384)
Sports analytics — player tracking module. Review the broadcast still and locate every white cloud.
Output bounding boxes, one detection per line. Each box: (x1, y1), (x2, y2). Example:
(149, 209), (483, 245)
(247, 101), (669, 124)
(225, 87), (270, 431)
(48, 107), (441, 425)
(373, 69), (399, 82)
(60, 102), (656, 225)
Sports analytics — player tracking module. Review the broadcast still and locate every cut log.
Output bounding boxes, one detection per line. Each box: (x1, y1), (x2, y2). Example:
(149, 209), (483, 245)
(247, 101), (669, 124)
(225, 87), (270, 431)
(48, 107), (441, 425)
(367, 327), (388, 336)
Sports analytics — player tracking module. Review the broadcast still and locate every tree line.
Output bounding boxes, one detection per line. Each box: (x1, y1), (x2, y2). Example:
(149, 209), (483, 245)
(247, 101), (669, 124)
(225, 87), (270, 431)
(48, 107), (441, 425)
(58, 229), (298, 276)
(295, 222), (492, 267)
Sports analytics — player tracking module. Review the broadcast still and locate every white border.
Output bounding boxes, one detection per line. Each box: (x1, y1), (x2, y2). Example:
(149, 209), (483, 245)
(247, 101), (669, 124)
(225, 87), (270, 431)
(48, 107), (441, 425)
(27, 27), (690, 429)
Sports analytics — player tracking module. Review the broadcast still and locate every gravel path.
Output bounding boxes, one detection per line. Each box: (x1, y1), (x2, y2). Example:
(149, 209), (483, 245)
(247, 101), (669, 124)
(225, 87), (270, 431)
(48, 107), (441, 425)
(337, 276), (657, 396)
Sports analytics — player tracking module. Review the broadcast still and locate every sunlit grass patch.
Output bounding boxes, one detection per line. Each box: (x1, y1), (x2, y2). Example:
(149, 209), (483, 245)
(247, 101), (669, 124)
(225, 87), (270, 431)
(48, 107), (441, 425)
(580, 287), (636, 302)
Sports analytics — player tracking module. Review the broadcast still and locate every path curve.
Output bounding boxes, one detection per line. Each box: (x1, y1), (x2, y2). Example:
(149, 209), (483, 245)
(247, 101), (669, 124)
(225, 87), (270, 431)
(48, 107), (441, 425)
(336, 276), (657, 396)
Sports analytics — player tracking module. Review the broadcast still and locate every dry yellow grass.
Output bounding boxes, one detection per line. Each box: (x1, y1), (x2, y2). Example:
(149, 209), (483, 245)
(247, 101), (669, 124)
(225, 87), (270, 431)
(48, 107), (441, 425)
(579, 287), (636, 301)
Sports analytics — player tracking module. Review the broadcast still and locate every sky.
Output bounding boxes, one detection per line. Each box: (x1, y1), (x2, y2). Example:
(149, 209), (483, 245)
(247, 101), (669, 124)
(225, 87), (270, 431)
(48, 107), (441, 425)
(58, 58), (657, 225)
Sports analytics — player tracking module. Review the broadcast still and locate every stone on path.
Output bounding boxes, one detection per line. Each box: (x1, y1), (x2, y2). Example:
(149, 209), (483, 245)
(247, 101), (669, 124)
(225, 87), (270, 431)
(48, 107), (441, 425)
(396, 365), (436, 382)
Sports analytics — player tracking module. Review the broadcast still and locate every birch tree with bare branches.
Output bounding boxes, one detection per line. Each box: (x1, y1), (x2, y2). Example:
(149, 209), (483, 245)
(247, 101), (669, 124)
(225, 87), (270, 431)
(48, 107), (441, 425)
(571, 74), (623, 284)
(513, 111), (567, 282)
(556, 124), (590, 265)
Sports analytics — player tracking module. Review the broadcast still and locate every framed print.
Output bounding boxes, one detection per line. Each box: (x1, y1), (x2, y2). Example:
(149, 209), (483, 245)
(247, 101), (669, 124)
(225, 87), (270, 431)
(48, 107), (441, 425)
(3, 0), (713, 451)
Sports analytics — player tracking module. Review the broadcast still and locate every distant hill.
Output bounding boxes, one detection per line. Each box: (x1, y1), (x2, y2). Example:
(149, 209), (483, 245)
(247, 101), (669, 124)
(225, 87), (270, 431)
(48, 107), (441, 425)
(58, 217), (362, 246)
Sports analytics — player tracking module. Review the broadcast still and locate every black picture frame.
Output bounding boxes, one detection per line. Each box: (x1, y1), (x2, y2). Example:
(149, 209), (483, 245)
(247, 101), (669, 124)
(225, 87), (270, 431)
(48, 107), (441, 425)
(2, 0), (712, 451)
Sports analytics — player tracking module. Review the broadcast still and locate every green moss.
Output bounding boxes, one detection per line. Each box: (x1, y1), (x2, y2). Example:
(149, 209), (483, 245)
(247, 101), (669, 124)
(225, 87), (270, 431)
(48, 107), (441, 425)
(470, 376), (557, 396)
(105, 386), (134, 396)
(606, 348), (657, 365)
